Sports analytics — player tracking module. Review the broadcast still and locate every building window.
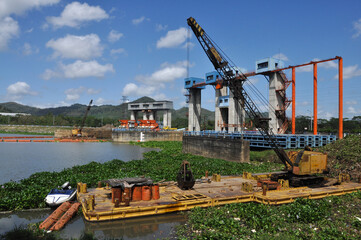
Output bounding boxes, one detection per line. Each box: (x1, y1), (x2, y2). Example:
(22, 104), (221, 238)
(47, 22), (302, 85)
(257, 62), (268, 69)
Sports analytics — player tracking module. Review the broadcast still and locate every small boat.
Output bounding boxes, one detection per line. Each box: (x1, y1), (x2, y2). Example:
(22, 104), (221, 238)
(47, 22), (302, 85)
(45, 182), (77, 207)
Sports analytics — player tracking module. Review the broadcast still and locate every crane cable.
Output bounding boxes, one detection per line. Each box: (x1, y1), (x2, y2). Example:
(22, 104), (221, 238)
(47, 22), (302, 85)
(207, 33), (278, 114)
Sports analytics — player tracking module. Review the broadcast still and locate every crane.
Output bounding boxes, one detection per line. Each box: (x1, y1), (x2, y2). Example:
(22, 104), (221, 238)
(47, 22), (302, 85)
(187, 17), (328, 186)
(72, 99), (93, 137)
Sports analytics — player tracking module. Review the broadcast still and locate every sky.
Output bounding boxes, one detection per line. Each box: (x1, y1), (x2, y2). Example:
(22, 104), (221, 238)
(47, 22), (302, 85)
(0, 0), (361, 119)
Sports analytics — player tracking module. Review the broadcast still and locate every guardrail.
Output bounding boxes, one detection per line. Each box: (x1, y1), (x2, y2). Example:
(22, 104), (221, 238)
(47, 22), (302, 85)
(183, 131), (337, 149)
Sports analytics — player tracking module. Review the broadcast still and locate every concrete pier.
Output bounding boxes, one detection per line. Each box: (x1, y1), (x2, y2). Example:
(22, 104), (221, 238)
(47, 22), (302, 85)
(188, 88), (202, 131)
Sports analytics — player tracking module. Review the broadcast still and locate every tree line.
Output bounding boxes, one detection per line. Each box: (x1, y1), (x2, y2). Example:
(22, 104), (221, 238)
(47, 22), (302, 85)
(1, 113), (360, 134)
(0, 113), (116, 127)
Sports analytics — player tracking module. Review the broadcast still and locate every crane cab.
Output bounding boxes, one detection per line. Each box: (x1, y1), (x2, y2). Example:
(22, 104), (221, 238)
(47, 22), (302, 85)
(287, 151), (328, 175)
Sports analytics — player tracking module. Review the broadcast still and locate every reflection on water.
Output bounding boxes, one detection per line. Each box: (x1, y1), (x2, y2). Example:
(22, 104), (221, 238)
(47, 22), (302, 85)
(62, 213), (186, 239)
(0, 210), (51, 234)
(0, 210), (186, 239)
(0, 134), (157, 184)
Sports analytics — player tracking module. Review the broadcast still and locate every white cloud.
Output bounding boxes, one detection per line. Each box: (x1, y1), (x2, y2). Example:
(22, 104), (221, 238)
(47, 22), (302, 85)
(0, 0), (59, 50)
(296, 101), (310, 107)
(65, 86), (100, 101)
(156, 27), (189, 48)
(132, 16), (146, 25)
(346, 100), (357, 105)
(6, 81), (37, 100)
(94, 97), (107, 105)
(122, 83), (156, 97)
(0, 17), (19, 50)
(42, 60), (114, 80)
(347, 106), (358, 115)
(272, 53), (289, 61)
(0, 0), (60, 19)
(297, 65), (313, 73)
(135, 61), (188, 86)
(312, 58), (338, 69)
(123, 61), (189, 100)
(46, 34), (103, 60)
(352, 18), (361, 38)
(62, 60), (114, 79)
(341, 64), (361, 79)
(23, 43), (38, 55)
(108, 30), (123, 43)
(42, 69), (61, 80)
(110, 48), (126, 55)
(47, 1), (109, 28)
(156, 24), (167, 31)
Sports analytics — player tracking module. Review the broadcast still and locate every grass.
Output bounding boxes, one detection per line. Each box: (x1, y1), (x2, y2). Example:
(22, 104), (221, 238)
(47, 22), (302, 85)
(317, 135), (361, 179)
(0, 130), (54, 135)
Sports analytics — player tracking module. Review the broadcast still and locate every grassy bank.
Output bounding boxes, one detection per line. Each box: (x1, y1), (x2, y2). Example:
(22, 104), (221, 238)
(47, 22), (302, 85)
(0, 125), (69, 135)
(0, 141), (281, 211)
(317, 135), (361, 179)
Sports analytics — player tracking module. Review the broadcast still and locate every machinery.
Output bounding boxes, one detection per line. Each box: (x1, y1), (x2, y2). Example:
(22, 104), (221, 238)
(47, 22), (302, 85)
(118, 119), (160, 131)
(72, 100), (93, 137)
(187, 17), (328, 186)
(177, 160), (195, 190)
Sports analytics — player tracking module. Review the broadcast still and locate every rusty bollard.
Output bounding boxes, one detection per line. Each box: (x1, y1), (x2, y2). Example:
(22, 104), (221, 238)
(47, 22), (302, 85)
(114, 198), (120, 207)
(262, 183), (268, 196)
(123, 188), (131, 206)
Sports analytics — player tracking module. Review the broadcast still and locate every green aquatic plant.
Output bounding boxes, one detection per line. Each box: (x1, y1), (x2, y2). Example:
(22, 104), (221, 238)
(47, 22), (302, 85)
(177, 191), (361, 239)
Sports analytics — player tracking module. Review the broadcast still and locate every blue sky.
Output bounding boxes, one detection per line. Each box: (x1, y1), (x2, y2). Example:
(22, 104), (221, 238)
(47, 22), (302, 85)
(0, 0), (361, 119)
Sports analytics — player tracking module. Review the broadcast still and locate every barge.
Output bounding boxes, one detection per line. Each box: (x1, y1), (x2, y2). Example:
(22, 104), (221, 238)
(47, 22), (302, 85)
(77, 173), (361, 222)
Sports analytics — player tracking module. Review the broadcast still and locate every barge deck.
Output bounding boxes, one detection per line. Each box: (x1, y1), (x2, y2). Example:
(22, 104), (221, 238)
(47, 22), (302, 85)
(77, 175), (361, 222)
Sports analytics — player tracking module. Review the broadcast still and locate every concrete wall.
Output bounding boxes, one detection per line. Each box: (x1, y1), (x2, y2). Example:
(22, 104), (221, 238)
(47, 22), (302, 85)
(182, 136), (250, 163)
(112, 131), (183, 142)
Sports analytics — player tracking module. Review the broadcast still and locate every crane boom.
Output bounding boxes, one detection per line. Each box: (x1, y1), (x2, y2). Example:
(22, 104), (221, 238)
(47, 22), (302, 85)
(79, 99), (93, 132)
(187, 17), (294, 170)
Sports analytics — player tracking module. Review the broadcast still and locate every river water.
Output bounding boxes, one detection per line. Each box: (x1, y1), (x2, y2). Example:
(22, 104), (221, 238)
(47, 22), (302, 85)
(0, 134), (186, 239)
(0, 134), (154, 184)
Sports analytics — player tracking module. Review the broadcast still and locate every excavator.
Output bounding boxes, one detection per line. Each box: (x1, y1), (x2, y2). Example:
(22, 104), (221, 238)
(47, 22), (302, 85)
(72, 100), (93, 137)
(187, 17), (328, 186)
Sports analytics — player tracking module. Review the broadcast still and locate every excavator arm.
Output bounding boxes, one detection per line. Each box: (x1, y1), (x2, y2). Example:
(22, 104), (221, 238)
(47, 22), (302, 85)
(79, 99), (93, 133)
(187, 17), (294, 170)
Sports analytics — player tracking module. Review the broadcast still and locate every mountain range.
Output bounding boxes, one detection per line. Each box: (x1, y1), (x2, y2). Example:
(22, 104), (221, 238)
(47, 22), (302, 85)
(0, 96), (215, 121)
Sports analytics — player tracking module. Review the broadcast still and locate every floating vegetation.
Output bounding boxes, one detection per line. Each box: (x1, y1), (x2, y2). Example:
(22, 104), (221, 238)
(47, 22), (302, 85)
(177, 191), (361, 239)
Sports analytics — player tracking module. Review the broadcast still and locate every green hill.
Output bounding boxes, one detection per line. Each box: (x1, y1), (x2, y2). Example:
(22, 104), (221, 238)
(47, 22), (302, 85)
(0, 97), (215, 123)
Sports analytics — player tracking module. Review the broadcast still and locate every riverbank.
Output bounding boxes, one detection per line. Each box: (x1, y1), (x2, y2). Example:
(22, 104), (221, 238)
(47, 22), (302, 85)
(0, 125), (68, 135)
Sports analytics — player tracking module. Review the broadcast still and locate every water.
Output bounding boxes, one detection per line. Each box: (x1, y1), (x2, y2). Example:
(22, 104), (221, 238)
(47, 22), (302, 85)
(0, 210), (187, 239)
(0, 134), (186, 238)
(0, 134), (156, 184)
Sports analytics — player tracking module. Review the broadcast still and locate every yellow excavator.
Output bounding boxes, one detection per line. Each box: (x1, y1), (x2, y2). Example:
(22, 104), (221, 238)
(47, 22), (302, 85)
(187, 17), (328, 186)
(72, 100), (93, 137)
